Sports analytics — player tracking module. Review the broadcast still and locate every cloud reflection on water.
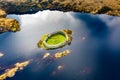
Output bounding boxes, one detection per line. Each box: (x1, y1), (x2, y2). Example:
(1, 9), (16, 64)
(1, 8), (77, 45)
(0, 10), (120, 80)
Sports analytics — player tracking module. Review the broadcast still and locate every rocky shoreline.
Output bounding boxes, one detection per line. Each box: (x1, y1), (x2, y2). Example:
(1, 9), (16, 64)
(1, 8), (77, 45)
(0, 0), (120, 16)
(0, 0), (120, 33)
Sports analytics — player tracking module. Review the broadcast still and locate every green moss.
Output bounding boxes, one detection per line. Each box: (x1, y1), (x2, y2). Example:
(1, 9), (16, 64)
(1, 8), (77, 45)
(46, 33), (66, 45)
(11, 27), (17, 32)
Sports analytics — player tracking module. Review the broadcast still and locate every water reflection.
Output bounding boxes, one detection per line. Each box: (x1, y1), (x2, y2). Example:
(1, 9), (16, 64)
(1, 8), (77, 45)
(0, 10), (120, 80)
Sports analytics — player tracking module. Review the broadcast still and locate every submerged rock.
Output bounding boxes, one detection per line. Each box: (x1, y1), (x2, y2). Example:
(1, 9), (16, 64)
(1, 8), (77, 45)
(42, 53), (50, 59)
(0, 60), (30, 80)
(41, 49), (71, 63)
(0, 52), (4, 58)
(37, 29), (72, 50)
(54, 50), (70, 59)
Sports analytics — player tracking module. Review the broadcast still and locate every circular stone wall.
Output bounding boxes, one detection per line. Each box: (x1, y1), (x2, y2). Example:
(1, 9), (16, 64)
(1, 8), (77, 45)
(43, 31), (68, 49)
(37, 29), (72, 50)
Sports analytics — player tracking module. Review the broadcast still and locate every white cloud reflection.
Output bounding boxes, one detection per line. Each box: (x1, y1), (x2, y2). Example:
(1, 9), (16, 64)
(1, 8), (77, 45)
(7, 10), (84, 55)
(6, 10), (120, 56)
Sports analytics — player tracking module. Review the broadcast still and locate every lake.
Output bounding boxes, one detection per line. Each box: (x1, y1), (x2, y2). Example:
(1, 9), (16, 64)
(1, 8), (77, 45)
(0, 10), (120, 80)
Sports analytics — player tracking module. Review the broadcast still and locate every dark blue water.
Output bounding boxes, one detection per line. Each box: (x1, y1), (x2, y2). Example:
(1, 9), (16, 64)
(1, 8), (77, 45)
(0, 10), (120, 80)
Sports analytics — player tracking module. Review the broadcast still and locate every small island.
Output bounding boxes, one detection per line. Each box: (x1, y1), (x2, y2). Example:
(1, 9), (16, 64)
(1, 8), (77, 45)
(37, 29), (72, 50)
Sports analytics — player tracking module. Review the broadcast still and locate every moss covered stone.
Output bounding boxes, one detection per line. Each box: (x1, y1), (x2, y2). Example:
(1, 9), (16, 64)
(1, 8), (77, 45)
(37, 29), (72, 50)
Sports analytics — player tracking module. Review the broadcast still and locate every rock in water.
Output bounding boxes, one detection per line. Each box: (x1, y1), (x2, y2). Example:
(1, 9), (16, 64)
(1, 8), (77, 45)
(54, 50), (70, 59)
(0, 18), (20, 33)
(0, 9), (20, 34)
